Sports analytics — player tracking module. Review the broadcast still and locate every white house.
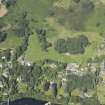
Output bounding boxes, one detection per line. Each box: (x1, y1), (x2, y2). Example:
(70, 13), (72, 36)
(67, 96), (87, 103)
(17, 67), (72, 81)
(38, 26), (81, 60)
(17, 76), (22, 82)
(45, 102), (51, 105)
(66, 63), (79, 75)
(2, 70), (9, 78)
(100, 61), (105, 74)
(1, 56), (6, 60)
(49, 63), (57, 68)
(0, 63), (3, 68)
(100, 61), (105, 70)
(62, 78), (67, 88)
(18, 56), (32, 67)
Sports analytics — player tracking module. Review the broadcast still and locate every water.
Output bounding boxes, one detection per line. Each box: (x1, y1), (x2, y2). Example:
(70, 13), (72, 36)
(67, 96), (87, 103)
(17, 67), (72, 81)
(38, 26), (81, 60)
(8, 98), (60, 105)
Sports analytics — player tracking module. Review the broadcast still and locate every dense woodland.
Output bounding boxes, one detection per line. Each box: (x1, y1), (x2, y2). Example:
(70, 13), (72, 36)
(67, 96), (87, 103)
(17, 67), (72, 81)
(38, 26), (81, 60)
(0, 31), (7, 43)
(54, 35), (89, 54)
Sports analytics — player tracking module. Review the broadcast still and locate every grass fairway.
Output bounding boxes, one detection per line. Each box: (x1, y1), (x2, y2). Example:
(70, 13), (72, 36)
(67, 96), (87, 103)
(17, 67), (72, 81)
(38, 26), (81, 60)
(25, 30), (103, 64)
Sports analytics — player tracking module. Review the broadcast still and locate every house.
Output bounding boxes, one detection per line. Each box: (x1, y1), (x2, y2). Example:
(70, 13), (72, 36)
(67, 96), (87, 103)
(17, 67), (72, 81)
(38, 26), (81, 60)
(7, 61), (12, 68)
(3, 92), (8, 96)
(49, 64), (57, 68)
(50, 81), (57, 90)
(45, 102), (51, 105)
(100, 61), (105, 74)
(84, 93), (92, 98)
(25, 61), (32, 67)
(80, 91), (92, 98)
(0, 63), (3, 68)
(58, 72), (64, 78)
(10, 50), (14, 61)
(80, 90), (85, 98)
(43, 81), (50, 91)
(62, 78), (67, 89)
(66, 63), (79, 75)
(0, 81), (3, 88)
(17, 76), (22, 82)
(1, 56), (6, 60)
(50, 81), (55, 88)
(89, 63), (98, 73)
(79, 68), (87, 76)
(18, 56), (32, 67)
(2, 70), (8, 78)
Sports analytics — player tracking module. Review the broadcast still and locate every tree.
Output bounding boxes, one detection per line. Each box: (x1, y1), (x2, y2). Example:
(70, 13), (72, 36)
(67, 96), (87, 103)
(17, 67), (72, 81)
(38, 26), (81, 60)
(14, 12), (30, 37)
(80, 0), (94, 14)
(0, 31), (7, 43)
(54, 39), (67, 53)
(2, 0), (16, 8)
(80, 97), (100, 105)
(9, 78), (18, 95)
(54, 35), (89, 54)
(1, 49), (11, 61)
(74, 0), (80, 3)
(36, 28), (51, 51)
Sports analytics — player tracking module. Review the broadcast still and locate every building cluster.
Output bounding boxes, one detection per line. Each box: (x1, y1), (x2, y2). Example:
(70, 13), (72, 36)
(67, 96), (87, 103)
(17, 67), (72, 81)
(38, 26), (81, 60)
(1, 48), (105, 99)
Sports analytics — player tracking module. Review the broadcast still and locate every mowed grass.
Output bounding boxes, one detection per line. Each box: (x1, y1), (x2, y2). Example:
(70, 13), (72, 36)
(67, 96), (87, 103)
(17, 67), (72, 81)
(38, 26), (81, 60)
(25, 29), (102, 64)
